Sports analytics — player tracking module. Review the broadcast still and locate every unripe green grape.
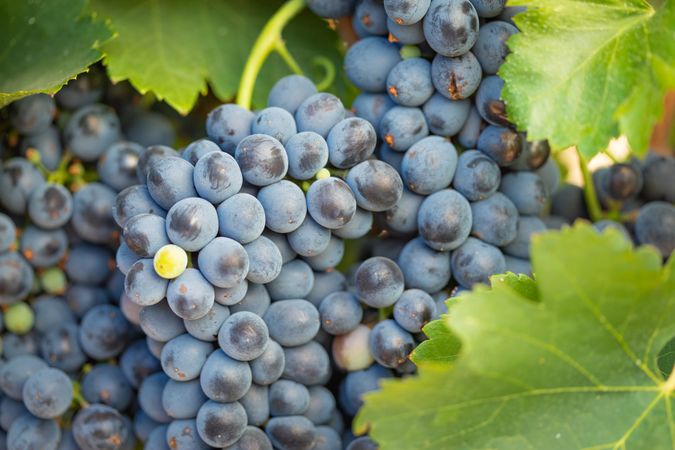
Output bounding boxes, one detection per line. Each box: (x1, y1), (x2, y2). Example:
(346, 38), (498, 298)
(315, 168), (331, 180)
(400, 45), (421, 60)
(40, 267), (67, 294)
(332, 324), (373, 371)
(153, 244), (188, 279)
(5, 302), (34, 334)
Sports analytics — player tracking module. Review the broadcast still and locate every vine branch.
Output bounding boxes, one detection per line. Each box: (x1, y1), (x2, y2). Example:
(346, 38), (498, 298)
(236, 0), (307, 110)
(576, 148), (605, 222)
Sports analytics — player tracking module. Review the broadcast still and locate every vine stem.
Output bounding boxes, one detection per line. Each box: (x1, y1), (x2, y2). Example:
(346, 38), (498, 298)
(576, 147), (605, 222)
(71, 382), (90, 409)
(664, 364), (675, 394)
(275, 41), (303, 75)
(237, 0), (307, 110)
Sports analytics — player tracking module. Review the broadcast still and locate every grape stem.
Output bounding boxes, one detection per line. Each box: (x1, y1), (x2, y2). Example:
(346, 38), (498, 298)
(46, 151), (74, 185)
(71, 382), (90, 409)
(576, 148), (605, 222)
(275, 41), (304, 75)
(236, 0), (307, 110)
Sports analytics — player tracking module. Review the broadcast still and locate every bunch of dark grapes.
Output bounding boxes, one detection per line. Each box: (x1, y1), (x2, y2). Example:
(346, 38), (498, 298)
(550, 155), (675, 259)
(1, 2), (672, 449)
(115, 72), (379, 448)
(303, 1), (560, 441)
(0, 70), (175, 450)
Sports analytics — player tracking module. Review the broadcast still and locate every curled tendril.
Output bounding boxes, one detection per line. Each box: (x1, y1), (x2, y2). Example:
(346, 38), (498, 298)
(312, 56), (336, 91)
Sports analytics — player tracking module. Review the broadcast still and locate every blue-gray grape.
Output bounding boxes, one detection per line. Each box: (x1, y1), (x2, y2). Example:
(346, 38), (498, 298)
(295, 93), (346, 138)
(193, 150), (243, 204)
(355, 257), (404, 307)
(200, 350), (252, 402)
(250, 339), (285, 386)
(327, 117), (377, 169)
(167, 268), (215, 320)
(346, 160), (403, 212)
(306, 177), (357, 229)
(161, 334), (213, 381)
(384, 0), (431, 24)
(470, 192), (518, 246)
(379, 106), (429, 151)
(284, 131), (329, 180)
(430, 52), (482, 100)
(263, 299), (320, 347)
(417, 189), (472, 250)
(206, 104), (255, 154)
(268, 75), (318, 114)
(451, 236), (506, 287)
(319, 291), (363, 335)
(196, 400), (247, 447)
(635, 202), (675, 258)
(166, 197), (219, 252)
(218, 311), (269, 361)
(386, 58), (434, 107)
(344, 37), (401, 93)
(257, 180), (307, 233)
(198, 237), (249, 288)
(265, 416), (316, 450)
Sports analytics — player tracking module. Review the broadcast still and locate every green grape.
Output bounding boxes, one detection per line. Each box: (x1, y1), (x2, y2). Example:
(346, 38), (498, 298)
(154, 244), (188, 279)
(5, 302), (34, 334)
(400, 45), (422, 60)
(315, 168), (331, 180)
(40, 267), (67, 294)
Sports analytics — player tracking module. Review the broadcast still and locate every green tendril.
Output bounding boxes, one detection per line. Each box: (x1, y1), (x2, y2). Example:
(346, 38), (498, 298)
(312, 56), (336, 91)
(576, 148), (605, 222)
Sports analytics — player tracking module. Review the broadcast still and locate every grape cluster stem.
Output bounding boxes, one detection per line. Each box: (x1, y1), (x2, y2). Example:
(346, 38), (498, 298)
(236, 0), (307, 110)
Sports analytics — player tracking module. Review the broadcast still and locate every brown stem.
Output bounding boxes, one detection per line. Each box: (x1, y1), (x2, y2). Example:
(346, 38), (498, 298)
(649, 91), (675, 155)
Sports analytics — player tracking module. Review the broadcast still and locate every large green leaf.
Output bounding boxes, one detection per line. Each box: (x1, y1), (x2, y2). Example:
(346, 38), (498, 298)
(500, 0), (675, 158)
(89, 0), (345, 114)
(356, 225), (675, 449)
(0, 0), (111, 107)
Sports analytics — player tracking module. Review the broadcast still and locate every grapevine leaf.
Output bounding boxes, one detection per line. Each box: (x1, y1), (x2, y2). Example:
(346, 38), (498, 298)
(356, 224), (675, 450)
(500, 0), (675, 158)
(0, 0), (111, 107)
(658, 337), (675, 378)
(412, 319), (461, 365)
(88, 0), (345, 114)
(411, 273), (537, 366)
(490, 272), (539, 301)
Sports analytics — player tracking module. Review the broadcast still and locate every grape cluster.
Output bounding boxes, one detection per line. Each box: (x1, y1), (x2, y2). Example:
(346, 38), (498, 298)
(0, 72), (175, 450)
(115, 76), (387, 448)
(304, 0), (556, 419)
(550, 154), (675, 258)
(0, 2), (673, 448)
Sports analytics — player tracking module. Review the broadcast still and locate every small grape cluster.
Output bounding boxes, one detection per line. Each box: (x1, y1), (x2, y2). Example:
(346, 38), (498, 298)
(550, 155), (675, 258)
(0, 72), (175, 450)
